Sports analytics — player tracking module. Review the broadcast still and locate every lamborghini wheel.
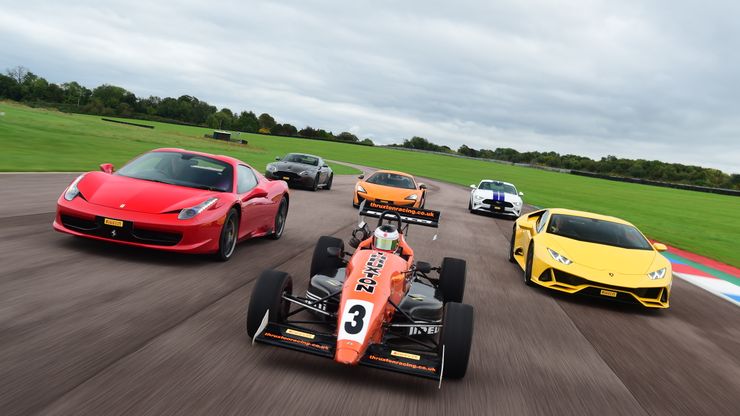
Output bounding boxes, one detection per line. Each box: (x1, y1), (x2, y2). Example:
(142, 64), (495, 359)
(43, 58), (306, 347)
(215, 208), (239, 261)
(439, 302), (474, 379)
(310, 236), (345, 277)
(439, 257), (466, 303)
(508, 226), (516, 263)
(268, 198), (288, 240)
(524, 242), (534, 286)
(246, 270), (292, 338)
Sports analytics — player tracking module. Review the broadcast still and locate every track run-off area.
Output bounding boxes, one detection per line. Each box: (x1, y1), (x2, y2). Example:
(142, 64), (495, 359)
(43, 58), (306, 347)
(0, 172), (738, 416)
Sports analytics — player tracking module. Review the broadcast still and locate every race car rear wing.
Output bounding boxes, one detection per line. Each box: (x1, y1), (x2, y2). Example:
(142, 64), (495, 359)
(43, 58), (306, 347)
(359, 201), (441, 228)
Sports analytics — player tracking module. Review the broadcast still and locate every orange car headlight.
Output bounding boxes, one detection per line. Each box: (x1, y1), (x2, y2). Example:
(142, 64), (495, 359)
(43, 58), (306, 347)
(357, 185), (367, 193)
(404, 194), (418, 201)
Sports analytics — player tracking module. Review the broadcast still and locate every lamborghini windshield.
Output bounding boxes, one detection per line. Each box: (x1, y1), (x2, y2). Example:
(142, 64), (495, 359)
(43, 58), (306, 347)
(479, 181), (517, 194)
(283, 153), (319, 166)
(366, 172), (416, 189)
(116, 151), (234, 192)
(547, 214), (652, 250)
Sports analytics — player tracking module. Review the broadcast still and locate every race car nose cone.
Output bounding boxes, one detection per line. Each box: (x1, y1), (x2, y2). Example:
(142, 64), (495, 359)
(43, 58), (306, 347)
(335, 347), (361, 365)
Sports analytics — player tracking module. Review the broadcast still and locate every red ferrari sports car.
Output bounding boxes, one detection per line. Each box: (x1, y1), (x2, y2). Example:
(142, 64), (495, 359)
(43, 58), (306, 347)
(53, 148), (290, 261)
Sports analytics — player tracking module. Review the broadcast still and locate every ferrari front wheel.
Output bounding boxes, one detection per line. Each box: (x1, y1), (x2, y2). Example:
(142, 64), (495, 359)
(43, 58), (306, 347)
(246, 270), (293, 338)
(439, 302), (474, 379)
(215, 208), (239, 261)
(268, 198), (288, 240)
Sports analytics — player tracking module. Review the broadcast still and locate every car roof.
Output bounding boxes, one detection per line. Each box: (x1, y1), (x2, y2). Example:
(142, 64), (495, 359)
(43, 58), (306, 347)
(152, 148), (243, 166)
(545, 208), (634, 226)
(373, 170), (414, 178)
(480, 179), (515, 187)
(286, 152), (321, 159)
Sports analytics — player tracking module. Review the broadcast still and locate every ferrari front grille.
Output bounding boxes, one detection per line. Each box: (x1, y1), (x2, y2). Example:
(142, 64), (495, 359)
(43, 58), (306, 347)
(131, 228), (182, 246)
(61, 215), (98, 231)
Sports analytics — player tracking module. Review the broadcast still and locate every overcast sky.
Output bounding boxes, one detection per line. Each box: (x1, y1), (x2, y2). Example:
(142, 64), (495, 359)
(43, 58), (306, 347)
(1, 0), (739, 173)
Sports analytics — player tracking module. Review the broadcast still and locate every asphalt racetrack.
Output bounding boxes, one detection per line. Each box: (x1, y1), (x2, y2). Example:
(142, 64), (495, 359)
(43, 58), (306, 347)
(0, 172), (738, 416)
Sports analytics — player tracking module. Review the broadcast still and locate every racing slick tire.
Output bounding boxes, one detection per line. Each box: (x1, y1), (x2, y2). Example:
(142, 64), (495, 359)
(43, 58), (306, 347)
(508, 225), (516, 263)
(439, 302), (474, 379)
(524, 242), (534, 286)
(310, 236), (345, 277)
(215, 208), (239, 262)
(246, 270), (293, 338)
(311, 174), (320, 191)
(268, 197), (288, 240)
(439, 257), (466, 303)
(325, 174), (333, 190)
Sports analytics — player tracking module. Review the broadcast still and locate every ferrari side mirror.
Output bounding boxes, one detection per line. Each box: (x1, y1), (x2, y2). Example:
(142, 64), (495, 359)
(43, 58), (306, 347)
(99, 163), (115, 174)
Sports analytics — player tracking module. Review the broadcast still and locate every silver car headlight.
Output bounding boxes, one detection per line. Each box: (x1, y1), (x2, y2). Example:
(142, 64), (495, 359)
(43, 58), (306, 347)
(547, 248), (572, 265)
(64, 174), (86, 201)
(648, 268), (667, 280)
(178, 197), (218, 220)
(405, 194), (418, 200)
(266, 164), (277, 172)
(357, 185), (367, 193)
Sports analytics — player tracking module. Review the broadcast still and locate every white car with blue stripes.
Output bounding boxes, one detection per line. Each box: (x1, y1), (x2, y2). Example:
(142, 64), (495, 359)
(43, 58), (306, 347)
(468, 180), (524, 218)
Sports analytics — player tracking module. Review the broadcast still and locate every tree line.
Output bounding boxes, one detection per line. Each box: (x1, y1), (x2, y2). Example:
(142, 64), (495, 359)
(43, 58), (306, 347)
(0, 66), (373, 146)
(393, 137), (739, 190)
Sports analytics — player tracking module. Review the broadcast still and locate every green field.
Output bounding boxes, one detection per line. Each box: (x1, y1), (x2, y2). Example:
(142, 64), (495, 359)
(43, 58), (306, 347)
(2, 101), (739, 267)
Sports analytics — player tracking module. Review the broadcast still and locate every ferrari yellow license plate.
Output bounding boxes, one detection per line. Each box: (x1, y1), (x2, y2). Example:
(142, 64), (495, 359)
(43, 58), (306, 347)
(103, 218), (124, 228)
(600, 289), (617, 297)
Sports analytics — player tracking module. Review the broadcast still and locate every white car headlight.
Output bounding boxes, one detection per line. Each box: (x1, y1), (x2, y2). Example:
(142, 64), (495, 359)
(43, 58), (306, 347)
(64, 174), (86, 201)
(405, 194), (418, 200)
(178, 197), (218, 220)
(547, 248), (572, 265)
(513, 201), (522, 207)
(357, 185), (367, 193)
(266, 164), (277, 172)
(648, 268), (667, 280)
(473, 194), (485, 201)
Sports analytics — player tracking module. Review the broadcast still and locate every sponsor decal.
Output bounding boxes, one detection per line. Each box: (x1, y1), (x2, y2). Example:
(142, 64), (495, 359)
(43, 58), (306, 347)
(104, 218), (123, 227)
(262, 332), (329, 351)
(367, 355), (436, 373)
(338, 299), (374, 344)
(355, 252), (387, 293)
(367, 201), (437, 218)
(391, 350), (421, 361)
(600, 289), (618, 297)
(408, 325), (440, 336)
(286, 328), (316, 340)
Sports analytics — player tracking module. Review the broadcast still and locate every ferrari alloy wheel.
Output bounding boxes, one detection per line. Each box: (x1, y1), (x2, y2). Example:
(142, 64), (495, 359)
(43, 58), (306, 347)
(439, 257), (466, 303)
(325, 174), (333, 190)
(269, 198), (288, 240)
(311, 174), (320, 191)
(246, 270), (293, 338)
(216, 208), (239, 261)
(439, 302), (474, 379)
(508, 226), (516, 263)
(310, 236), (345, 277)
(524, 242), (534, 286)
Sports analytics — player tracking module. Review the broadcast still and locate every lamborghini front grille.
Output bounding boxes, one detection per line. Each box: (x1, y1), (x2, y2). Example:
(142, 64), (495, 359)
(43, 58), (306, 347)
(551, 269), (662, 300)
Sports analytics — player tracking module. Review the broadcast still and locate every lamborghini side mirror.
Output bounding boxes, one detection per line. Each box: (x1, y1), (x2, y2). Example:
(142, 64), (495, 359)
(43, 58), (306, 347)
(653, 242), (667, 252)
(100, 163), (114, 174)
(520, 222), (534, 232)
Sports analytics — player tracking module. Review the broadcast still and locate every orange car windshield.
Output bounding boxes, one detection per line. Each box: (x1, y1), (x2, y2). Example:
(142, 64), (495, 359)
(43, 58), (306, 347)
(366, 173), (416, 189)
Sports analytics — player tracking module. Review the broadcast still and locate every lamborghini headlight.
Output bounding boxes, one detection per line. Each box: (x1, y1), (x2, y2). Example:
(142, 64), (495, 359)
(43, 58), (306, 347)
(178, 197), (218, 220)
(405, 194), (418, 200)
(64, 174), (86, 201)
(266, 164), (277, 172)
(357, 185), (367, 193)
(547, 248), (572, 265)
(648, 268), (667, 280)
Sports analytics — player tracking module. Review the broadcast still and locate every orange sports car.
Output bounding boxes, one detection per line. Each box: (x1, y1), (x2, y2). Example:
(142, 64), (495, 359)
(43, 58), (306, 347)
(353, 170), (427, 208)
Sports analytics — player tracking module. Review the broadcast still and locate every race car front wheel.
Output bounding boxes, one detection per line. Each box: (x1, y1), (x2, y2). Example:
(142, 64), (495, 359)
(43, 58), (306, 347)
(439, 257), (466, 303)
(439, 302), (474, 379)
(215, 208), (239, 261)
(310, 236), (345, 277)
(246, 269), (293, 338)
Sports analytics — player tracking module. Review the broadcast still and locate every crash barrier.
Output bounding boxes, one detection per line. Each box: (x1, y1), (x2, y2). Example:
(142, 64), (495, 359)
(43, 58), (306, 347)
(101, 118), (154, 129)
(570, 170), (740, 197)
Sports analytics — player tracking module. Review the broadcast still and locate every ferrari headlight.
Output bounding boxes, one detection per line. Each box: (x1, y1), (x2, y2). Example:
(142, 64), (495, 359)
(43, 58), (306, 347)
(266, 164), (277, 172)
(648, 268), (667, 280)
(64, 174), (86, 201)
(547, 248), (572, 265)
(405, 194), (418, 200)
(178, 197), (218, 220)
(357, 185), (367, 193)
(299, 170), (310, 176)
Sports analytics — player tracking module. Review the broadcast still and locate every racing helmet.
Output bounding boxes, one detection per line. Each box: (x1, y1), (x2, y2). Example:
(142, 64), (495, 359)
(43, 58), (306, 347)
(373, 224), (399, 252)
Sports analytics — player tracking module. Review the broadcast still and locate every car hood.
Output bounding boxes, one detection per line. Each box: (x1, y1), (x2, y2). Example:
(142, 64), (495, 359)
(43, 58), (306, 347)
(473, 189), (521, 203)
(546, 234), (659, 275)
(78, 172), (220, 214)
(270, 161), (318, 172)
(358, 181), (420, 199)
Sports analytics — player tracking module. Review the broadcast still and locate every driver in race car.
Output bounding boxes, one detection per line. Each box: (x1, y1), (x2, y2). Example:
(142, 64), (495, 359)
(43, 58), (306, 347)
(372, 224), (400, 254)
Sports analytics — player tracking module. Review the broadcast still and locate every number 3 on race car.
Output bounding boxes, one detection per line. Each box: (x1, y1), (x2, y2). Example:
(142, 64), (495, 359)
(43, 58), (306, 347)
(338, 299), (374, 343)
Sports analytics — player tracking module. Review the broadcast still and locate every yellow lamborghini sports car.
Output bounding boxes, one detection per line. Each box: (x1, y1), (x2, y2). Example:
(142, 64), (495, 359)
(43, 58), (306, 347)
(509, 208), (672, 308)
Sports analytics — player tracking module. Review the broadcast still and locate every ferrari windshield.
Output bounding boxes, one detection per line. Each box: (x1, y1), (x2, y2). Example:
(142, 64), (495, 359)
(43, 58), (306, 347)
(366, 172), (416, 189)
(547, 214), (652, 250)
(283, 153), (319, 166)
(116, 151), (234, 192)
(479, 181), (517, 194)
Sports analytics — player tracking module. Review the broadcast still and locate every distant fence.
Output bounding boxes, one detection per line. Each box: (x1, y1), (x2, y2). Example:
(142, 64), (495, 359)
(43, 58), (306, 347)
(570, 171), (740, 197)
(101, 118), (154, 129)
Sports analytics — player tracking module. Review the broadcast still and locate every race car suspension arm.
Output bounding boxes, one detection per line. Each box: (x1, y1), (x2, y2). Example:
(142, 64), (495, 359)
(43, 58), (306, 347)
(282, 294), (336, 318)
